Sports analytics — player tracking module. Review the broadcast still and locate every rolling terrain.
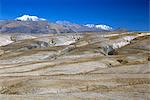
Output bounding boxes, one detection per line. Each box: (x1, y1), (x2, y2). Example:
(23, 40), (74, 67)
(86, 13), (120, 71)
(0, 31), (149, 100)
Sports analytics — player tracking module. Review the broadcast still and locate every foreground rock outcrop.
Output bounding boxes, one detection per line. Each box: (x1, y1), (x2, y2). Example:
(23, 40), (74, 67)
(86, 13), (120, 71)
(0, 32), (149, 100)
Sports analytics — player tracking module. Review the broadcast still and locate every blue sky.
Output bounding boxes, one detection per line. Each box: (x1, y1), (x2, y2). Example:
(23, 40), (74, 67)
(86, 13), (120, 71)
(0, 0), (149, 31)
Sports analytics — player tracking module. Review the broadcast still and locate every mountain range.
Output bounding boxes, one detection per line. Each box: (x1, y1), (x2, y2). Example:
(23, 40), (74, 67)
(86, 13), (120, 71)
(0, 15), (113, 34)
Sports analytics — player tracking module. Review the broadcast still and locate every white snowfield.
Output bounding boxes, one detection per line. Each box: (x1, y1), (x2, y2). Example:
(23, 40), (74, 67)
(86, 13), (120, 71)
(84, 24), (95, 28)
(16, 15), (46, 21)
(95, 24), (113, 30)
(84, 24), (113, 31)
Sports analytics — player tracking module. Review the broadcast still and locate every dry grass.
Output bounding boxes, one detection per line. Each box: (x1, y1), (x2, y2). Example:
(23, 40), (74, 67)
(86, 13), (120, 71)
(0, 32), (149, 99)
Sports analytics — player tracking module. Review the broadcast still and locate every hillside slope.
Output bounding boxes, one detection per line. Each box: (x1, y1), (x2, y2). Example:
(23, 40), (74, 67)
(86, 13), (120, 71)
(0, 32), (149, 100)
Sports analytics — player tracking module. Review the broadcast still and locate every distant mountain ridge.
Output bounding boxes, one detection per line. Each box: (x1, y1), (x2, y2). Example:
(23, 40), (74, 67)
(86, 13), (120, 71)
(0, 15), (113, 34)
(16, 15), (47, 21)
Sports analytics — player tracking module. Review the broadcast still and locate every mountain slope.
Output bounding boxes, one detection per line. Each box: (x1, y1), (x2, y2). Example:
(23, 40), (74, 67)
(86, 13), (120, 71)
(0, 15), (113, 34)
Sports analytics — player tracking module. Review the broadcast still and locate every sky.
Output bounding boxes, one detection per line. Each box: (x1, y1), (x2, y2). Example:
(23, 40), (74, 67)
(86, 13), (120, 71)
(0, 0), (149, 31)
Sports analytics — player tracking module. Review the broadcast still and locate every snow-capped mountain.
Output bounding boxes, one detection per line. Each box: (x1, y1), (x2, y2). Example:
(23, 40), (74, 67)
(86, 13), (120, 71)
(16, 15), (46, 21)
(84, 24), (113, 31)
(0, 15), (114, 33)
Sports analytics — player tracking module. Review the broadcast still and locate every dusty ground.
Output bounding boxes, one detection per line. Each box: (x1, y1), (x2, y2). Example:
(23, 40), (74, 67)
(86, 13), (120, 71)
(0, 32), (149, 100)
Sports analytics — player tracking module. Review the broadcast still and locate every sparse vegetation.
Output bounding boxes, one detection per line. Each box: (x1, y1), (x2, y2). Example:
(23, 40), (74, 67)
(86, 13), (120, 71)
(0, 32), (149, 99)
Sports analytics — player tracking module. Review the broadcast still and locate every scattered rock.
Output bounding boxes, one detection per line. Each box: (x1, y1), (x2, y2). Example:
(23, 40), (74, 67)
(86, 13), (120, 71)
(0, 50), (4, 56)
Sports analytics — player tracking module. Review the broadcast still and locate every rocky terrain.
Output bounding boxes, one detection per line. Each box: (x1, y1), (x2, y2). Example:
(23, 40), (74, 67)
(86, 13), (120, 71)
(0, 31), (149, 100)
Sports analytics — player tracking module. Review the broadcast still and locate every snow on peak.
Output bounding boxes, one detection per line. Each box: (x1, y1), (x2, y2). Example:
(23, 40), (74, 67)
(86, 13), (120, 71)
(84, 24), (95, 28)
(95, 25), (113, 30)
(16, 15), (46, 21)
(84, 24), (113, 31)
